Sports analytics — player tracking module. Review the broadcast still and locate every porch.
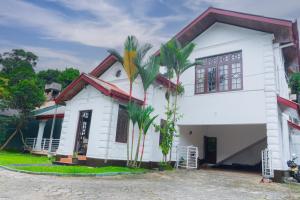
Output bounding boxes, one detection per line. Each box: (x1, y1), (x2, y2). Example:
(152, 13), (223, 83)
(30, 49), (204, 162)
(24, 138), (60, 154)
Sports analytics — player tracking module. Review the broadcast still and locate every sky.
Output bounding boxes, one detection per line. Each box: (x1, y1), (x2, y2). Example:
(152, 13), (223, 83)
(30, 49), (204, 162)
(1, 0), (300, 73)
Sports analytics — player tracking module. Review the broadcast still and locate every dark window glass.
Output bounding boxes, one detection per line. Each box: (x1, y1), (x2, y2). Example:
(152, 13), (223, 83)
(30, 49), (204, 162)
(195, 51), (242, 94)
(159, 119), (166, 145)
(116, 105), (129, 143)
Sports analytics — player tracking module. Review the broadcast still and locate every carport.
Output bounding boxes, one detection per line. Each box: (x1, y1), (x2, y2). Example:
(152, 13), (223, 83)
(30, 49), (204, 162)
(178, 124), (267, 167)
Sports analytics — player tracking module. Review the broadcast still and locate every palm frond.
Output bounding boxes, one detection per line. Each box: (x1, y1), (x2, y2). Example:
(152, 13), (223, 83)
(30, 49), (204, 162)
(180, 43), (196, 61)
(127, 102), (140, 125)
(107, 49), (123, 64)
(137, 56), (160, 91)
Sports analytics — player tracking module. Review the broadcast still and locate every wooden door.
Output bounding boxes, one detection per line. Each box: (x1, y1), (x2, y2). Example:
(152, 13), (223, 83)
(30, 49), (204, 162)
(204, 136), (217, 164)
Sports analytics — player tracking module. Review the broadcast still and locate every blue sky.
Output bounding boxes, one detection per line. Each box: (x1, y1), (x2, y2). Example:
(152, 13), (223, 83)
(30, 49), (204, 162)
(0, 0), (300, 72)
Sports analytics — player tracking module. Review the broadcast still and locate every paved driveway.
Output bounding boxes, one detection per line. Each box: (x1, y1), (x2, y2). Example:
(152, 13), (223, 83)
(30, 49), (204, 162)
(0, 168), (299, 200)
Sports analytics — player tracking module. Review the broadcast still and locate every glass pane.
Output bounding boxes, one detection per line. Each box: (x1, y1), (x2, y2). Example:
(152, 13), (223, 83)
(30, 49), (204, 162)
(208, 67), (217, 92)
(218, 65), (229, 91)
(231, 62), (242, 89)
(195, 68), (205, 93)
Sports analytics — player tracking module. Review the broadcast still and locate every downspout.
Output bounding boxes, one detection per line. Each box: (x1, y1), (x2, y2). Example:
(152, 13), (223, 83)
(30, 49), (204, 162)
(104, 98), (114, 163)
(48, 104), (58, 156)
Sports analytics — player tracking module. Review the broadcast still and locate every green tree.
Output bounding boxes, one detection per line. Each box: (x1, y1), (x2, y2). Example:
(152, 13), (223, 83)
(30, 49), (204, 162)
(133, 105), (157, 167)
(58, 68), (80, 89)
(37, 69), (61, 85)
(289, 72), (300, 94)
(0, 79), (45, 150)
(0, 49), (45, 150)
(135, 55), (160, 105)
(0, 49), (37, 75)
(159, 39), (199, 162)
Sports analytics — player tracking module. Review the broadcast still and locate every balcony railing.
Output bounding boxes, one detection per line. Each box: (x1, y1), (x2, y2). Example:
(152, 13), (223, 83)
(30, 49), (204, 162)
(25, 138), (60, 153)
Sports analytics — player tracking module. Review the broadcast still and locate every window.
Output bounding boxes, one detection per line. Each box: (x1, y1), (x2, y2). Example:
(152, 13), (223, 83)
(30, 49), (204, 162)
(159, 119), (166, 145)
(115, 105), (129, 143)
(195, 51), (242, 94)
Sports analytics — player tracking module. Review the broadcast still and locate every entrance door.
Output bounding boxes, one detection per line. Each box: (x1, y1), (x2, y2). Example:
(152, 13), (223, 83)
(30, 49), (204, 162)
(204, 136), (217, 164)
(75, 110), (92, 155)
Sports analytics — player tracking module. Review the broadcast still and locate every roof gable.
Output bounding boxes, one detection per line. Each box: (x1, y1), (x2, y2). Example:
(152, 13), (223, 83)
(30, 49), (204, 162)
(90, 7), (299, 77)
(55, 73), (143, 105)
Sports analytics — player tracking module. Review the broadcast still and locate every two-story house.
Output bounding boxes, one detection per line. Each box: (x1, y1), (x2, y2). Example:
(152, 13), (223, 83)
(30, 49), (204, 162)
(53, 7), (300, 177)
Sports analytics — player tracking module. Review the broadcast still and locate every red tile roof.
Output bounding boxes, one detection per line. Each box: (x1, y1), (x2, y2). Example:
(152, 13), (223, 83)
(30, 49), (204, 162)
(55, 73), (143, 105)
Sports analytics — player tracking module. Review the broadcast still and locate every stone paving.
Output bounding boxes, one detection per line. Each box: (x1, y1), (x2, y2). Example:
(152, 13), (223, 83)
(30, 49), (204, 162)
(0, 168), (299, 200)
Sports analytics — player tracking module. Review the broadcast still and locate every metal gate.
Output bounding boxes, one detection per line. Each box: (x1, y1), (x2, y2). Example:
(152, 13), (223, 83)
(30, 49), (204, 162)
(262, 148), (273, 178)
(176, 146), (198, 169)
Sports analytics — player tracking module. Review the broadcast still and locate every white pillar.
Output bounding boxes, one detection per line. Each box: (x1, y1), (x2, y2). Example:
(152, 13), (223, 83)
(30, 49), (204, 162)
(35, 120), (47, 150)
(281, 113), (291, 170)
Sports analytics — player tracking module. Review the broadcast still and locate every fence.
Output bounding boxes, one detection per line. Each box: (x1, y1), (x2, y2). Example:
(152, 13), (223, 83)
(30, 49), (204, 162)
(25, 138), (60, 153)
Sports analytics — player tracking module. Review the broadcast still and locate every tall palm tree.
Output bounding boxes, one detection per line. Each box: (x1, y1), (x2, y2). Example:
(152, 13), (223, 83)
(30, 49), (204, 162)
(126, 102), (139, 164)
(135, 55), (160, 106)
(138, 110), (157, 167)
(108, 36), (152, 166)
(160, 39), (199, 161)
(133, 106), (156, 167)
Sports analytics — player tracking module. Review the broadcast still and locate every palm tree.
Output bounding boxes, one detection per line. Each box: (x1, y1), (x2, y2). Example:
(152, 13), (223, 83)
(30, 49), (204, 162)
(133, 106), (157, 167)
(135, 55), (160, 106)
(126, 102), (139, 164)
(108, 36), (152, 166)
(138, 110), (157, 167)
(160, 39), (199, 161)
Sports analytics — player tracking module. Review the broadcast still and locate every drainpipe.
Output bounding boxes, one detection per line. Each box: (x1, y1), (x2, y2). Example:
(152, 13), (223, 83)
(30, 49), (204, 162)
(104, 99), (114, 163)
(48, 104), (58, 156)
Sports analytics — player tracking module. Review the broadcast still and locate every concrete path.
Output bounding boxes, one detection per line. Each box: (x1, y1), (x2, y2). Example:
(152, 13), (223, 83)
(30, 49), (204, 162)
(0, 168), (299, 200)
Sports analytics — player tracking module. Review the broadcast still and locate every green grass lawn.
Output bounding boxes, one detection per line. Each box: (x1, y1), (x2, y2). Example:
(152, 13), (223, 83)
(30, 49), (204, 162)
(0, 151), (51, 165)
(12, 165), (145, 174)
(0, 151), (146, 174)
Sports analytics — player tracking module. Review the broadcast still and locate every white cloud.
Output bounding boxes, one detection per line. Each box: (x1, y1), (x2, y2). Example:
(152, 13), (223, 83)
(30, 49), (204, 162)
(0, 40), (96, 72)
(0, 0), (184, 49)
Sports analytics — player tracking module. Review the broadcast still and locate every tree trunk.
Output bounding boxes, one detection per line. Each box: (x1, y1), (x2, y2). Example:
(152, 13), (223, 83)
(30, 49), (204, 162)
(130, 123), (135, 165)
(143, 91), (147, 107)
(127, 82), (133, 166)
(133, 129), (142, 167)
(0, 128), (19, 151)
(138, 134), (146, 168)
(19, 129), (28, 148)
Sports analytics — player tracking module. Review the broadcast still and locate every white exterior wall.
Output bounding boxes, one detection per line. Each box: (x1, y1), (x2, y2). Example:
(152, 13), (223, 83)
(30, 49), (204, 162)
(179, 23), (270, 125)
(57, 85), (112, 157)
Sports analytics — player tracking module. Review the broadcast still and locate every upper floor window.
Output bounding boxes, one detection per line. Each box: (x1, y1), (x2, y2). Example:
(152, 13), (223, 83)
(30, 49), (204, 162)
(195, 51), (243, 94)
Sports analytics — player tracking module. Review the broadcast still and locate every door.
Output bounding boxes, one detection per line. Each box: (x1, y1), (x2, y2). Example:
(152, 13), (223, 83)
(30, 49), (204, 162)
(75, 110), (92, 155)
(204, 136), (217, 164)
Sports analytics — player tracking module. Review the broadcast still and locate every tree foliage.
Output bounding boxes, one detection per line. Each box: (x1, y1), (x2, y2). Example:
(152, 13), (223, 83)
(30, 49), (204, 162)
(0, 49), (37, 75)
(289, 72), (300, 94)
(0, 49), (45, 150)
(158, 39), (198, 163)
(37, 68), (79, 89)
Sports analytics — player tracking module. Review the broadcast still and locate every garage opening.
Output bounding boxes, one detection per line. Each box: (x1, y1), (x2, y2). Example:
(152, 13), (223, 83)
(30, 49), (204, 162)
(178, 124), (267, 171)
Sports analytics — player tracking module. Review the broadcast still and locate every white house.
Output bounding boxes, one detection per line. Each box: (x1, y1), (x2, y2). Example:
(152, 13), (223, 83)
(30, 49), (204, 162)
(54, 8), (300, 176)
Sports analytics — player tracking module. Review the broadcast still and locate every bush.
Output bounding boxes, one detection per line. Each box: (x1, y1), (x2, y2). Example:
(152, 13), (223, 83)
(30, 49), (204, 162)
(159, 162), (173, 171)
